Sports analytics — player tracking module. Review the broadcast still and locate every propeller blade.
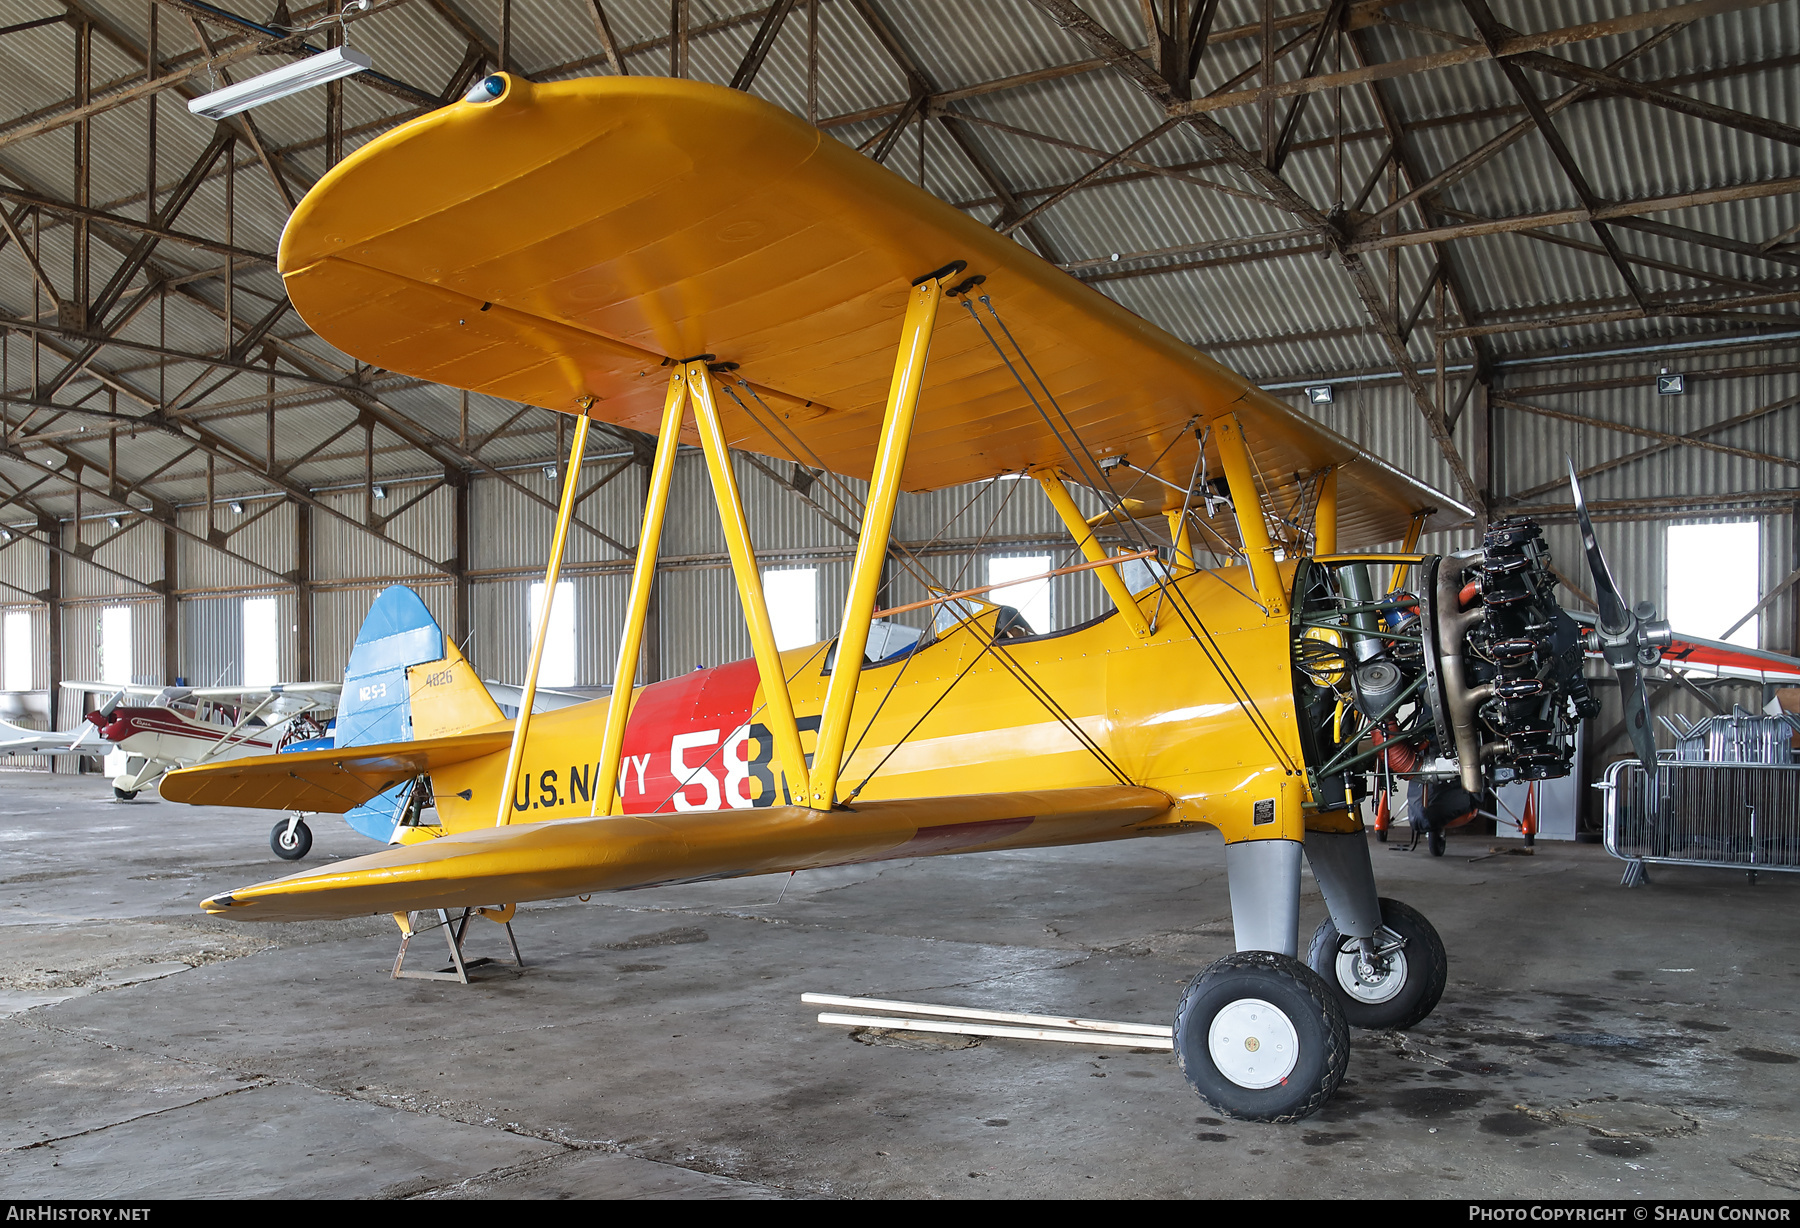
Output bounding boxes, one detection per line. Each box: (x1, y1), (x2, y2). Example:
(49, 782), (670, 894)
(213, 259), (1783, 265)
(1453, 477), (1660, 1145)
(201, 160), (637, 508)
(1567, 460), (1631, 635)
(1617, 662), (1659, 771)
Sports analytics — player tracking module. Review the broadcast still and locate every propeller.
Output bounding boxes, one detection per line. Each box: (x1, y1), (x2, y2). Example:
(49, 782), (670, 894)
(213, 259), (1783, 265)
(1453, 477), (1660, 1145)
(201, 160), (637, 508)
(1568, 460), (1671, 771)
(68, 689), (127, 752)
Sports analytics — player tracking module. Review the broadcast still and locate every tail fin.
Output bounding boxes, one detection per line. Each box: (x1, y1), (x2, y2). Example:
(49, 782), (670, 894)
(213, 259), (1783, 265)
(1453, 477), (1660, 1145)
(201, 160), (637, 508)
(406, 638), (504, 738)
(335, 585), (445, 749)
(330, 586), (501, 843)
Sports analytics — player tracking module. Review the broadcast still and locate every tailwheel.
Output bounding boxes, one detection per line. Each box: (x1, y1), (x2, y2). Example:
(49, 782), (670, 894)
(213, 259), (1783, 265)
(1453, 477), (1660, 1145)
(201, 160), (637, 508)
(1306, 897), (1447, 1030)
(1172, 951), (1349, 1123)
(271, 817), (312, 861)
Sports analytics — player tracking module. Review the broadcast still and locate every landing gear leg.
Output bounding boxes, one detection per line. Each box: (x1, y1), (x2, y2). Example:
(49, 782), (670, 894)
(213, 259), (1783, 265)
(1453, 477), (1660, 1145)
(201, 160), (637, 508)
(1304, 829), (1446, 1029)
(1174, 839), (1349, 1122)
(1225, 838), (1302, 956)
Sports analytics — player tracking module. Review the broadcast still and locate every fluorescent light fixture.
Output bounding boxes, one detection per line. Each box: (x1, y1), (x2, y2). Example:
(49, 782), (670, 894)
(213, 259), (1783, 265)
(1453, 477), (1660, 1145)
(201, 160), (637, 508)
(187, 46), (373, 121)
(1306, 384), (1334, 405)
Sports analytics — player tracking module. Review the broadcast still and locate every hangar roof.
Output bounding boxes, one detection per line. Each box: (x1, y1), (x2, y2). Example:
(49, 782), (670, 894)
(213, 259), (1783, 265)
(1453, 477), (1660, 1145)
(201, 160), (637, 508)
(0, 0), (1795, 533)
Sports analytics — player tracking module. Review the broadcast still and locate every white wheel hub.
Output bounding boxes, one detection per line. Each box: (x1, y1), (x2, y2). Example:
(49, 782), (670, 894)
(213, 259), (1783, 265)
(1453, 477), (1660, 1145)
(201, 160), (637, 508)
(1207, 997), (1299, 1089)
(1334, 931), (1408, 1005)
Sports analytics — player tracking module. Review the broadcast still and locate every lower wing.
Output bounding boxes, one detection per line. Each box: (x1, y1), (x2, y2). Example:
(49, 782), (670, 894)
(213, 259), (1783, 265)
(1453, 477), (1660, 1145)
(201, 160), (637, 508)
(159, 730), (515, 813)
(202, 785), (1175, 922)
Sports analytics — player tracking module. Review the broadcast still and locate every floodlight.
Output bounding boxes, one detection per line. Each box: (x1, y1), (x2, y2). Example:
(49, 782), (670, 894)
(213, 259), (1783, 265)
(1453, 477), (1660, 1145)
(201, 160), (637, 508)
(372, 485), (387, 499)
(1657, 373), (1685, 396)
(229, 501), (245, 514)
(1306, 385), (1334, 405)
(107, 516), (122, 528)
(187, 46), (373, 121)
(543, 465), (559, 481)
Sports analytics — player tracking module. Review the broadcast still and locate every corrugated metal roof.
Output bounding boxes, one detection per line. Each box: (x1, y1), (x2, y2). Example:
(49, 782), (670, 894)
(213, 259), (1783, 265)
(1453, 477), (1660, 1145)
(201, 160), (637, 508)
(0, 0), (1796, 539)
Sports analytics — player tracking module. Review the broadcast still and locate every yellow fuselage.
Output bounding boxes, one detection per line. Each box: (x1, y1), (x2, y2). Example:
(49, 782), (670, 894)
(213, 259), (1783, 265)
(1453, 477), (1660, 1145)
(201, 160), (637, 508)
(426, 560), (1320, 850)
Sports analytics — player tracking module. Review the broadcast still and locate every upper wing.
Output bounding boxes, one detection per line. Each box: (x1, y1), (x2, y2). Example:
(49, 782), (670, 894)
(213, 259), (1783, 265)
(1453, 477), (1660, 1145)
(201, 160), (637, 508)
(201, 785), (1174, 922)
(159, 730), (514, 813)
(279, 77), (1465, 547)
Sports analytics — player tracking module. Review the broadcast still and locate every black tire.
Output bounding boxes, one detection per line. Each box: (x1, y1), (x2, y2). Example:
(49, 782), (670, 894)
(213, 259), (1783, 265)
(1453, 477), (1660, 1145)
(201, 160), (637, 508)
(271, 818), (312, 860)
(1172, 951), (1350, 1123)
(113, 786), (138, 801)
(1427, 828), (1446, 857)
(1306, 897), (1448, 1030)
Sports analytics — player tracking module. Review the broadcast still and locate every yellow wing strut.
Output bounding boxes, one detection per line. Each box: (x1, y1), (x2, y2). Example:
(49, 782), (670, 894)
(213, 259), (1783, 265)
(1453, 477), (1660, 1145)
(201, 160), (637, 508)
(496, 408), (590, 825)
(809, 275), (946, 809)
(690, 361), (812, 802)
(1035, 470), (1150, 637)
(1213, 414), (1288, 619)
(1315, 466), (1338, 557)
(592, 369), (688, 816)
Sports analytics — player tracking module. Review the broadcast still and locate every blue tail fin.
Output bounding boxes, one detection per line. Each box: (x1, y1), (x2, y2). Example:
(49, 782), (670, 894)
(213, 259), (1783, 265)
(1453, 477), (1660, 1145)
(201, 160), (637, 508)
(335, 586), (445, 842)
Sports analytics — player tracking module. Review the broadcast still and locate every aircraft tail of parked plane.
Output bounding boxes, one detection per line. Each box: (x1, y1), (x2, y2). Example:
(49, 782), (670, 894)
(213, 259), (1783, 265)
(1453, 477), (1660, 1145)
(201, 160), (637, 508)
(328, 586), (505, 844)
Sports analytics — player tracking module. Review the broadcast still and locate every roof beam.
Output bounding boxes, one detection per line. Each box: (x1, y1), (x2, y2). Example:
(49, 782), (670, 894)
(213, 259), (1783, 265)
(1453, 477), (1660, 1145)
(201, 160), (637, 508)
(1028, 0), (1483, 512)
(1349, 176), (1800, 253)
(1493, 395), (1800, 472)
(1162, 0), (1784, 118)
(1459, 0), (1649, 310)
(1508, 388), (1800, 502)
(730, 0), (796, 91)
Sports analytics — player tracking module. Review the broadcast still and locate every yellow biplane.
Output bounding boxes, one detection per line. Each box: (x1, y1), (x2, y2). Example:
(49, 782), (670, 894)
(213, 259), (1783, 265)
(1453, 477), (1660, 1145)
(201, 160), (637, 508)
(163, 75), (1638, 1122)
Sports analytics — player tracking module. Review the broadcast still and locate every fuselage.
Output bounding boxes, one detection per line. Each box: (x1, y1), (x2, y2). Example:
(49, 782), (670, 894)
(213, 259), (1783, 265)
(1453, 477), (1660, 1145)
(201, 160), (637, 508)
(95, 706), (288, 784)
(425, 560), (1315, 847)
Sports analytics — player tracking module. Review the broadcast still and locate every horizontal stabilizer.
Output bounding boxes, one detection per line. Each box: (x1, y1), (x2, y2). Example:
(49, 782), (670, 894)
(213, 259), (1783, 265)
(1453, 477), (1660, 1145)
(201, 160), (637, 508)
(201, 786), (1172, 922)
(159, 730), (514, 813)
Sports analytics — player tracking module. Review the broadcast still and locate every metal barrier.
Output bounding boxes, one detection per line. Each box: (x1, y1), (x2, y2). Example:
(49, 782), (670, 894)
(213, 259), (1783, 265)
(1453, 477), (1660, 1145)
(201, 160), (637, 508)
(1601, 760), (1800, 886)
(1661, 707), (1800, 764)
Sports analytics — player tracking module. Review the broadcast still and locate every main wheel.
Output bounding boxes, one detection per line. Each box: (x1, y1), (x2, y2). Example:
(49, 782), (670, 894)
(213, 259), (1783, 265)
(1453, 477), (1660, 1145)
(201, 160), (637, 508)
(113, 786), (138, 801)
(1306, 897), (1447, 1030)
(1172, 951), (1349, 1123)
(1427, 828), (1446, 857)
(271, 818), (312, 860)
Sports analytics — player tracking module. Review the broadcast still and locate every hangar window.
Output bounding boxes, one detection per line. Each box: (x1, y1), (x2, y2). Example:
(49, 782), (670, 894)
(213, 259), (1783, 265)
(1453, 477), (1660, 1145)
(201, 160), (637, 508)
(1666, 520), (1760, 647)
(989, 554), (1053, 635)
(528, 581), (577, 687)
(242, 597), (280, 686)
(99, 606), (132, 685)
(763, 567), (819, 650)
(4, 610), (30, 690)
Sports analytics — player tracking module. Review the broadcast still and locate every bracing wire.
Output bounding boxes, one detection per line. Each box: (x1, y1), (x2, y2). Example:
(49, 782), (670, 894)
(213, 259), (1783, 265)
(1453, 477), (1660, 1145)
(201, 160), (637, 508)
(964, 294), (1298, 774)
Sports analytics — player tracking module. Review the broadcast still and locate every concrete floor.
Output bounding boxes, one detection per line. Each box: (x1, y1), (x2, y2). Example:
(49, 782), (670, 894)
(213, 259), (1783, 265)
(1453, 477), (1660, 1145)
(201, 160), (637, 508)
(3, 773), (1798, 1200)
